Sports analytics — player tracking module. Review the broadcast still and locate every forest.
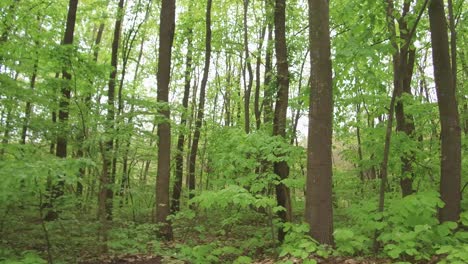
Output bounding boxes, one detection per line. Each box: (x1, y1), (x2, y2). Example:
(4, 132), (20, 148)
(0, 0), (467, 263)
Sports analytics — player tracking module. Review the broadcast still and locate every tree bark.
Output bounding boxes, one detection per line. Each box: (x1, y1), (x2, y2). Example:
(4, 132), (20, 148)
(155, 0), (176, 240)
(306, 0), (334, 245)
(273, 0), (292, 243)
(428, 0), (461, 223)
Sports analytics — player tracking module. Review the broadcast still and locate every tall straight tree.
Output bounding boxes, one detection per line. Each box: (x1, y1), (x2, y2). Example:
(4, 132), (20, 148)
(272, 0), (292, 243)
(428, 0), (461, 223)
(172, 25), (193, 213)
(45, 0), (79, 221)
(188, 0), (212, 198)
(306, 0), (334, 245)
(98, 0), (125, 227)
(263, 0), (274, 125)
(243, 0), (253, 133)
(155, 0), (176, 240)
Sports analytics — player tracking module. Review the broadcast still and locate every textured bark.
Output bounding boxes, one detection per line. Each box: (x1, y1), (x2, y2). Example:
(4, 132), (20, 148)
(306, 0), (333, 245)
(155, 0), (176, 240)
(428, 0), (461, 223)
(188, 0), (212, 199)
(45, 0), (79, 221)
(273, 0), (292, 243)
(172, 27), (193, 213)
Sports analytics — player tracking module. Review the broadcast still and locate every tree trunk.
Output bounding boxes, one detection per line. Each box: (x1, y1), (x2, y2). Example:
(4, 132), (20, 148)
(263, 0), (274, 125)
(243, 0), (253, 134)
(172, 26), (193, 213)
(188, 0), (212, 199)
(254, 21), (266, 130)
(45, 0), (79, 221)
(98, 0), (125, 252)
(273, 0), (292, 243)
(99, 0), (125, 228)
(428, 0), (461, 223)
(306, 0), (334, 245)
(155, 0), (176, 240)
(384, 0), (424, 197)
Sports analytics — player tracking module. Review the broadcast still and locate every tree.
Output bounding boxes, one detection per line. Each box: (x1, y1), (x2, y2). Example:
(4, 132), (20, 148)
(243, 0), (253, 134)
(45, 0), (79, 221)
(305, 0), (334, 245)
(428, 0), (461, 223)
(272, 0), (292, 243)
(155, 0), (176, 240)
(188, 0), (212, 199)
(172, 25), (193, 213)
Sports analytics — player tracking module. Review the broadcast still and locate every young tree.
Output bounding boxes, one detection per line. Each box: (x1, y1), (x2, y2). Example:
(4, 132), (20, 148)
(305, 0), (334, 245)
(272, 0), (292, 243)
(99, 0), (125, 226)
(243, 0), (253, 133)
(155, 0), (176, 240)
(172, 26), (193, 213)
(188, 0), (212, 198)
(45, 0), (79, 221)
(428, 0), (461, 223)
(263, 0), (274, 125)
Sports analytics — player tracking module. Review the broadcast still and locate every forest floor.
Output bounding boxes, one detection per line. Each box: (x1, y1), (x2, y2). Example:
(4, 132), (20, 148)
(80, 253), (442, 264)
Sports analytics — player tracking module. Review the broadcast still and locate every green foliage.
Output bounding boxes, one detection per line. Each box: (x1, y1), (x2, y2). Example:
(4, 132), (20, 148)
(334, 228), (369, 255)
(108, 222), (161, 254)
(279, 223), (329, 261)
(0, 250), (47, 264)
(379, 191), (451, 260)
(436, 244), (468, 264)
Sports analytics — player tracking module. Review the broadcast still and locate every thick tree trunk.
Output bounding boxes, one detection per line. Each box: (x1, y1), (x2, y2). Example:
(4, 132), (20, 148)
(272, 0), (292, 243)
(306, 0), (334, 245)
(155, 0), (176, 240)
(188, 0), (212, 199)
(428, 0), (461, 223)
